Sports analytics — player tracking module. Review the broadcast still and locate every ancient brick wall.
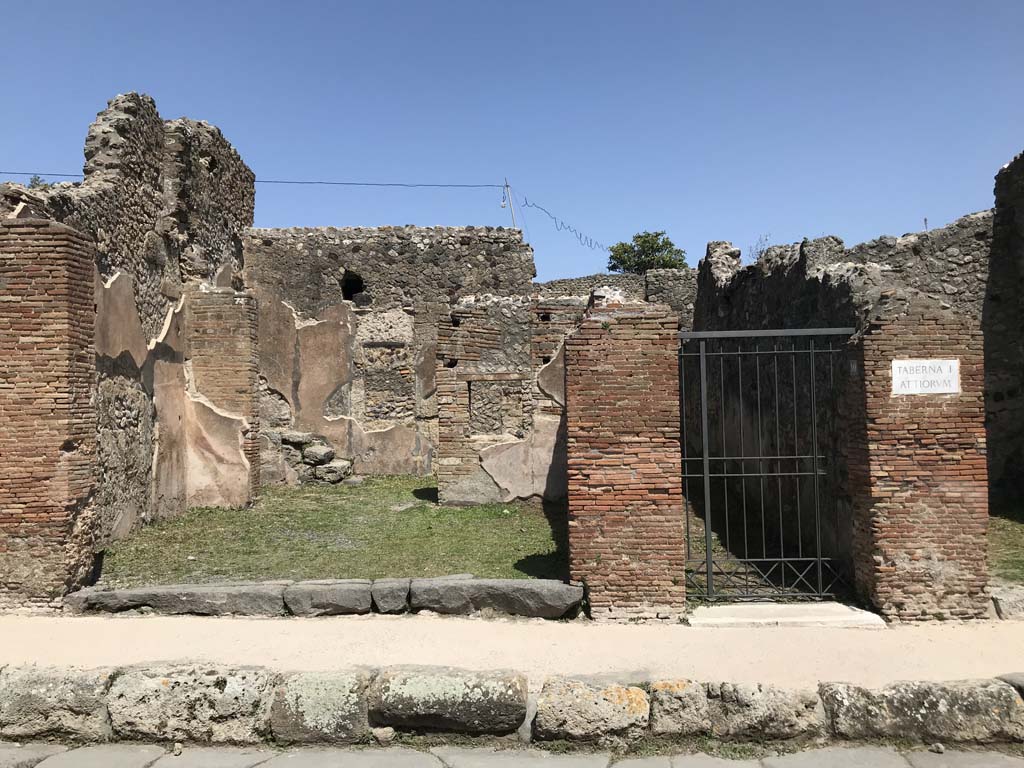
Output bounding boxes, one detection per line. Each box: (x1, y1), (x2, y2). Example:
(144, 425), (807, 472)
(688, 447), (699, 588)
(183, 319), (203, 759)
(987, 153), (1024, 511)
(693, 233), (991, 619)
(436, 297), (534, 503)
(565, 302), (686, 620)
(186, 288), (261, 504)
(847, 302), (988, 620)
(0, 219), (97, 608)
(243, 227), (535, 481)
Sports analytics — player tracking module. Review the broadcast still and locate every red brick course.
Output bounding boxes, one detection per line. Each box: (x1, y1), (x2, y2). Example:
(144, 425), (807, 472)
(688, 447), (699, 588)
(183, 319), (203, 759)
(0, 219), (97, 607)
(187, 288), (261, 501)
(565, 303), (686, 619)
(846, 301), (989, 620)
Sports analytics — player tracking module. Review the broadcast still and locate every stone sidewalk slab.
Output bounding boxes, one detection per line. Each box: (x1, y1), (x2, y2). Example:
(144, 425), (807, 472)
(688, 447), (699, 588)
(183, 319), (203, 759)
(151, 746), (279, 767)
(431, 747), (610, 766)
(904, 751), (1024, 767)
(260, 747), (442, 766)
(36, 744), (167, 767)
(0, 743), (66, 768)
(670, 755), (760, 767)
(687, 602), (886, 629)
(761, 746), (910, 767)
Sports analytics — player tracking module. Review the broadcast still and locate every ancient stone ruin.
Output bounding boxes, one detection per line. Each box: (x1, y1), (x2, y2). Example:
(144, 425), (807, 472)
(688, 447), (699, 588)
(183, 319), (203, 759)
(0, 92), (1020, 622)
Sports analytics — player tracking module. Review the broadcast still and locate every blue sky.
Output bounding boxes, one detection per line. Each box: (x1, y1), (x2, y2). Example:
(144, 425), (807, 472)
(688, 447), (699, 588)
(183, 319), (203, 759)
(2, 1), (1022, 280)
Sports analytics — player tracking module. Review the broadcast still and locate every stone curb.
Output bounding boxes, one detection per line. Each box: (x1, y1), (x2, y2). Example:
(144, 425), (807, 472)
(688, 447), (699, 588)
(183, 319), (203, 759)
(0, 665), (1021, 748)
(64, 578), (585, 620)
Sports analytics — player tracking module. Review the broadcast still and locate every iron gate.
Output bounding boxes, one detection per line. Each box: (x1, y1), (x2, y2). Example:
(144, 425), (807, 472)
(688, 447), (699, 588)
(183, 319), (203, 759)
(679, 328), (854, 600)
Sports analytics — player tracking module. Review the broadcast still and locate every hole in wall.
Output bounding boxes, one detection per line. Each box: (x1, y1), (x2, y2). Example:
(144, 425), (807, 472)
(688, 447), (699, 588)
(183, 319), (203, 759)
(451, 314), (461, 328)
(539, 313), (552, 322)
(445, 358), (459, 368)
(342, 270), (366, 301)
(542, 356), (552, 364)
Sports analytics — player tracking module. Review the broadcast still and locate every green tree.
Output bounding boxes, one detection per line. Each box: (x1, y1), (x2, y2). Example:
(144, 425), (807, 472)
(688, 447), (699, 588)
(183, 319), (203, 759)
(607, 230), (686, 274)
(27, 175), (50, 190)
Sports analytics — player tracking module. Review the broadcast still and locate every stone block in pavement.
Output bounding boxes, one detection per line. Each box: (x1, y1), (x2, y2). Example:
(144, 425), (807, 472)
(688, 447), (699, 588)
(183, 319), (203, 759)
(150, 747), (279, 767)
(819, 680), (1024, 743)
(65, 582), (289, 616)
(409, 578), (584, 619)
(34, 745), (167, 768)
(369, 667), (527, 734)
(905, 751), (1024, 767)
(649, 680), (709, 735)
(268, 671), (373, 744)
(761, 746), (910, 768)
(284, 580), (372, 616)
(533, 678), (649, 745)
(0, 743), (66, 768)
(670, 755), (761, 767)
(430, 746), (612, 766)
(998, 674), (1024, 698)
(260, 747), (443, 767)
(705, 682), (823, 739)
(0, 666), (114, 741)
(108, 665), (276, 743)
(371, 579), (411, 613)
(992, 585), (1024, 620)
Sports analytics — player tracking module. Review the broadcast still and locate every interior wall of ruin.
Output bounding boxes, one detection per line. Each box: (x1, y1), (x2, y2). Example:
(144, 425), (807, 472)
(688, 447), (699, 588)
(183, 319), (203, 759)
(0, 92), (257, 554)
(988, 152), (1024, 511)
(241, 227), (537, 482)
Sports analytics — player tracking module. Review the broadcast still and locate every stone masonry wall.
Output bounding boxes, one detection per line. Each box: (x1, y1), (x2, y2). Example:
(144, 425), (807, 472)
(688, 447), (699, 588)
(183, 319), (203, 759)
(0, 94), (257, 547)
(436, 295), (586, 504)
(644, 267), (698, 329)
(0, 219), (97, 608)
(848, 301), (989, 620)
(693, 235), (991, 619)
(565, 302), (686, 620)
(534, 273), (644, 301)
(243, 227), (536, 481)
(988, 153), (1024, 510)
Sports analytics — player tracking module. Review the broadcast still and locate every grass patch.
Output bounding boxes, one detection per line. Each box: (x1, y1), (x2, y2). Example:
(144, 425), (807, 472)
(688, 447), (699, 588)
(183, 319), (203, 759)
(990, 506), (1024, 585)
(99, 477), (568, 588)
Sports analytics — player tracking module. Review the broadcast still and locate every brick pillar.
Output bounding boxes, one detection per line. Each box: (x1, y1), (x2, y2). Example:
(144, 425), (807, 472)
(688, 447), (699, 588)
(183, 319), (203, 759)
(0, 219), (96, 607)
(186, 288), (261, 502)
(849, 301), (989, 620)
(565, 302), (686, 620)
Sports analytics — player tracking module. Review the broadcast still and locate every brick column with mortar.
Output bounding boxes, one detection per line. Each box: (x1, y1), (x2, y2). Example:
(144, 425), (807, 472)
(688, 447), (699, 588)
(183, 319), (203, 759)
(565, 293), (686, 620)
(0, 218), (97, 608)
(845, 298), (989, 620)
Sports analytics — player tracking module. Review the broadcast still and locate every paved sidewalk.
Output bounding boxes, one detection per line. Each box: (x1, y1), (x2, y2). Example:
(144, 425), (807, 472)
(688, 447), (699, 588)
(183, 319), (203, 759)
(2, 744), (1023, 767)
(0, 614), (1021, 687)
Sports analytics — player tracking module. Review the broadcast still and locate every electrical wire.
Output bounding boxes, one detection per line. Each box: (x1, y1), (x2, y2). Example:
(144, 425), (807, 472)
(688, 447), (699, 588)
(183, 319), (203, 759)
(1, 170), (611, 253)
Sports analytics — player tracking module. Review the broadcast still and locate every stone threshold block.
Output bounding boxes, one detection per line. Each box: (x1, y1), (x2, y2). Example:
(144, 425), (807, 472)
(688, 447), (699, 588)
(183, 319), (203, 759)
(64, 578), (584, 619)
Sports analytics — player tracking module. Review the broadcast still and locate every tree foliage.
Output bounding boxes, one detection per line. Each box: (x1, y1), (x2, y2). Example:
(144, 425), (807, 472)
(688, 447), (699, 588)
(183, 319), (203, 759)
(607, 230), (686, 274)
(27, 175), (50, 190)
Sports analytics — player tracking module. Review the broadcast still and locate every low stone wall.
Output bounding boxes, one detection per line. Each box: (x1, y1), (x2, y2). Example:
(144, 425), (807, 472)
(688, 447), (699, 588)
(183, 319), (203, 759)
(64, 577), (585, 619)
(0, 664), (1020, 749)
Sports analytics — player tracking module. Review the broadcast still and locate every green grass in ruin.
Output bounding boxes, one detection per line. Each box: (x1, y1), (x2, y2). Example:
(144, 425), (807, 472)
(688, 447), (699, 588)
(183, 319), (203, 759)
(989, 503), (1024, 585)
(99, 476), (568, 588)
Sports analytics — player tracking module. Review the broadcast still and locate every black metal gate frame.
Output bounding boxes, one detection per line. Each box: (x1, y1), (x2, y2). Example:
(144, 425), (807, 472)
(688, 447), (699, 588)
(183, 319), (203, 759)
(679, 327), (855, 601)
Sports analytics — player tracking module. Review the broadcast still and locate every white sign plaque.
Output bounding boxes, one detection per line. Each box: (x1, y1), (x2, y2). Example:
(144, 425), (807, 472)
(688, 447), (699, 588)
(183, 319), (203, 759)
(891, 359), (960, 396)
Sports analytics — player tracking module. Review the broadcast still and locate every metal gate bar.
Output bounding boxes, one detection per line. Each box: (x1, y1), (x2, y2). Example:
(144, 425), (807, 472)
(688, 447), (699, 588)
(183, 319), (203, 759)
(679, 328), (854, 601)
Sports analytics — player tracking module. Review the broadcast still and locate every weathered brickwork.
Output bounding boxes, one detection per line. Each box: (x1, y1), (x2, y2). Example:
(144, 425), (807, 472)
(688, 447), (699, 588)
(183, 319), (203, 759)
(186, 288), (261, 502)
(565, 302), (686, 620)
(0, 219), (97, 607)
(848, 302), (989, 620)
(436, 298), (534, 503)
